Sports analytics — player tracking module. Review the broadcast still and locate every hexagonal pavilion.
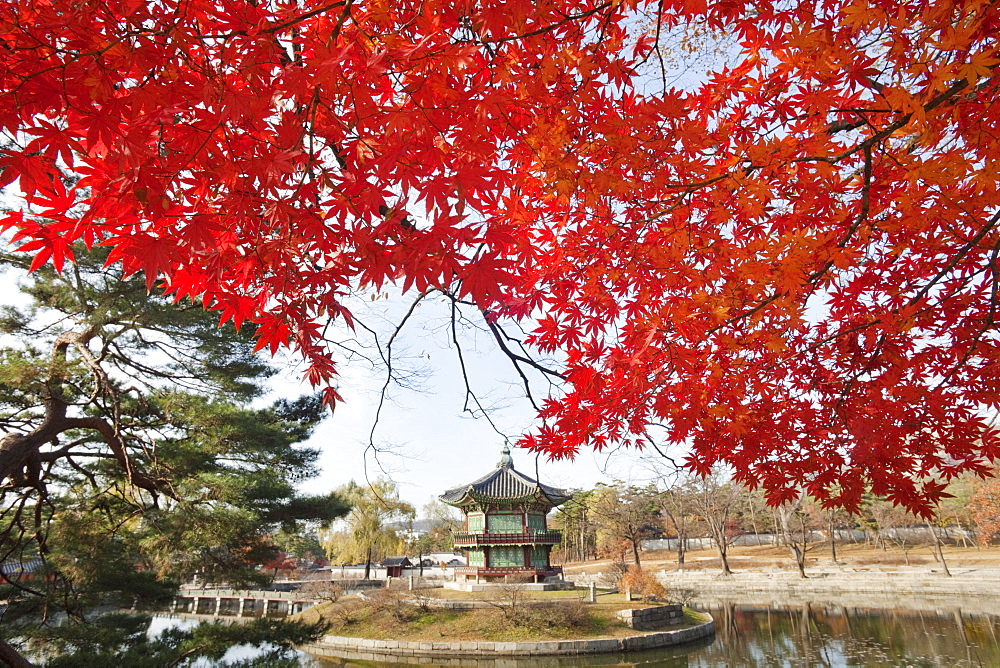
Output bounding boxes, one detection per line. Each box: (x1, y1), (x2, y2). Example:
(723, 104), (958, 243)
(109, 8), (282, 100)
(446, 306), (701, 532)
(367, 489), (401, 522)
(440, 445), (571, 582)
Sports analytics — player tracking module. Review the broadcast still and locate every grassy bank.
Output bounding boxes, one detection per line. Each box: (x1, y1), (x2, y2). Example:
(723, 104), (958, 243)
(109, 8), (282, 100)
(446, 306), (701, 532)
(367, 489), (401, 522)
(297, 589), (705, 643)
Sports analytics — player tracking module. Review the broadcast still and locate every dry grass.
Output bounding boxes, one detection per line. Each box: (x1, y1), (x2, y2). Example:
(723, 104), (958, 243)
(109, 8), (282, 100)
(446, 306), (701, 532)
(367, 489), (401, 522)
(591, 542), (998, 572)
(852, 554), (930, 566)
(301, 589), (695, 643)
(419, 587), (586, 600)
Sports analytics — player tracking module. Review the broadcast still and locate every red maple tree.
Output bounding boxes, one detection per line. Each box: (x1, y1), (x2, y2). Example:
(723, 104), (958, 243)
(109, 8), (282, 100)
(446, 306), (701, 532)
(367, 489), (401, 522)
(969, 472), (1000, 544)
(2, 0), (998, 515)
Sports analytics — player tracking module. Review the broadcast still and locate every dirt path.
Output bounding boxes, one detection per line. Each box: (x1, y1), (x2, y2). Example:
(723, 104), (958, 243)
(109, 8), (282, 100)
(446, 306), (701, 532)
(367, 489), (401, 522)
(561, 543), (1000, 575)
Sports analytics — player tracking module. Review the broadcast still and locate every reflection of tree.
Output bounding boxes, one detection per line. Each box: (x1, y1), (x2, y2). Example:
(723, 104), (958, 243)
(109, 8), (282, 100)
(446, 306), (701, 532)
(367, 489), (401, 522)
(696, 603), (1000, 666)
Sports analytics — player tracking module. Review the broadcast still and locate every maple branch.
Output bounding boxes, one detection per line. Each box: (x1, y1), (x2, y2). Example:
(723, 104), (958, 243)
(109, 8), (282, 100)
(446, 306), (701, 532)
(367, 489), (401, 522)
(765, 320), (883, 374)
(799, 145), (876, 288)
(647, 0), (669, 90)
(484, 319), (540, 410)
(842, 145), (873, 247)
(481, 2), (614, 45)
(367, 291), (429, 454)
(704, 292), (782, 337)
(658, 68), (997, 198)
(907, 209), (1000, 308)
(326, 0), (356, 44)
(482, 315), (566, 381)
(447, 298), (506, 436)
(807, 67), (997, 166)
(988, 240), (1000, 326)
(0, 30), (162, 100)
(642, 432), (682, 473)
(265, 0), (350, 34)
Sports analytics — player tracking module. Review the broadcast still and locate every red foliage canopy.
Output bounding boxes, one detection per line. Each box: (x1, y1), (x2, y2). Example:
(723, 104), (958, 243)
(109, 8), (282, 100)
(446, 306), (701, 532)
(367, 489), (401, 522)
(2, 0), (999, 514)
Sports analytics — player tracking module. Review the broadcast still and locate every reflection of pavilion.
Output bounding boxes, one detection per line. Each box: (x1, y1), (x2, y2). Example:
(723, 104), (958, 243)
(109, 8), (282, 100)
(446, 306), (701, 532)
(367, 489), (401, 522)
(440, 445), (571, 582)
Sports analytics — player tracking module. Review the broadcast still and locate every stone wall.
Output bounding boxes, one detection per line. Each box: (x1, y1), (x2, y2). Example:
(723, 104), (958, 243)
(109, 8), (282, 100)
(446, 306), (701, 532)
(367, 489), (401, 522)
(615, 604), (684, 630)
(300, 616), (715, 661)
(649, 566), (1000, 616)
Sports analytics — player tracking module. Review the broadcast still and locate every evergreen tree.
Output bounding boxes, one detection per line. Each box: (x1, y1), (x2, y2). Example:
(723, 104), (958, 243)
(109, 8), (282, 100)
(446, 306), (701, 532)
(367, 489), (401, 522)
(0, 248), (348, 664)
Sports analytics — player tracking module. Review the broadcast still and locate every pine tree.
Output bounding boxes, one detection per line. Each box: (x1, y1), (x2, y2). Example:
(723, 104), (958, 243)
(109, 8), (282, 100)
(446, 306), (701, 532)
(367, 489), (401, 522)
(0, 248), (348, 664)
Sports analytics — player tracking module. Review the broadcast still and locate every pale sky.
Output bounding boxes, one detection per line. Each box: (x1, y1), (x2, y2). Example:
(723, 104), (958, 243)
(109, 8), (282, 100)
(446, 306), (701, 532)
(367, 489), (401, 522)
(260, 291), (657, 510)
(0, 267), (660, 513)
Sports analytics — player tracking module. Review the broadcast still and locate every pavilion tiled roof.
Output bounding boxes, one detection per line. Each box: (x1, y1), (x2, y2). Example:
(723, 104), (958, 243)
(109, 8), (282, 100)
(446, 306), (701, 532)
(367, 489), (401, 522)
(439, 445), (572, 507)
(0, 558), (44, 577)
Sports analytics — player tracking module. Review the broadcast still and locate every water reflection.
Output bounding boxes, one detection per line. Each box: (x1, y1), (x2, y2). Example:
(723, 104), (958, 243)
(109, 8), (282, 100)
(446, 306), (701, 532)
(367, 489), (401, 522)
(698, 602), (999, 667)
(307, 601), (1000, 667)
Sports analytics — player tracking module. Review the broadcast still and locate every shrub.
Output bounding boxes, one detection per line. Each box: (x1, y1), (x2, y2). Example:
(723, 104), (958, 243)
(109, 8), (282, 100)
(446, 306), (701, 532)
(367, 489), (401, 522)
(531, 599), (591, 631)
(597, 559), (630, 588)
(369, 588), (417, 623)
(619, 566), (667, 602)
(484, 583), (530, 626)
(327, 598), (365, 628)
(297, 579), (344, 603)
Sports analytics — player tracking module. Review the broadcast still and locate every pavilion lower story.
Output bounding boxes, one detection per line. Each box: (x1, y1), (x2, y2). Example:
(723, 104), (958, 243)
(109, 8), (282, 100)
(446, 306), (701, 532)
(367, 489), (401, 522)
(454, 544), (562, 583)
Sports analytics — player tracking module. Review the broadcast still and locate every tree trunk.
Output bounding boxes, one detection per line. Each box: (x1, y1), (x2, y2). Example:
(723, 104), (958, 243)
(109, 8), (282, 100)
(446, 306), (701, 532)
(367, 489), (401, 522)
(828, 510), (838, 564)
(749, 501), (761, 545)
(790, 543), (807, 578)
(0, 638), (34, 668)
(631, 536), (641, 567)
(364, 545), (372, 580)
(718, 545), (732, 576)
(929, 525), (951, 577)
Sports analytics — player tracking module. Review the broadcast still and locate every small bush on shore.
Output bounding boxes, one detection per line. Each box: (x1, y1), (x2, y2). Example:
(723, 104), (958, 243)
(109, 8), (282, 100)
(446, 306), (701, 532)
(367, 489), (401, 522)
(619, 566), (667, 602)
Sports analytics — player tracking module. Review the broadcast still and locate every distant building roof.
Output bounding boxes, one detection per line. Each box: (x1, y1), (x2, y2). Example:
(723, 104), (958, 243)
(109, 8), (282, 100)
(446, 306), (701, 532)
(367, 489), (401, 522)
(439, 445), (572, 508)
(381, 556), (412, 567)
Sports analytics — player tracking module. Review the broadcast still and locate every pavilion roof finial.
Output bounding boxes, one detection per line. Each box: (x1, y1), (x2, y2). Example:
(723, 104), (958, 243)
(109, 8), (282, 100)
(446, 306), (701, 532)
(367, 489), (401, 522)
(498, 442), (513, 469)
(440, 441), (571, 508)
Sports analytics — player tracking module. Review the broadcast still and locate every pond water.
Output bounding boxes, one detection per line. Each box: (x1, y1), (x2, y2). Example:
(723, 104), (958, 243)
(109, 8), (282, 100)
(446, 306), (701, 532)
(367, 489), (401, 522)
(303, 600), (1000, 667)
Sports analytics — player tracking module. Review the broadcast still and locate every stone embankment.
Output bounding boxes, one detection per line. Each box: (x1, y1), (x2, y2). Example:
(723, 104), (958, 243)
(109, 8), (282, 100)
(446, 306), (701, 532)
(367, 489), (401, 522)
(301, 615), (715, 662)
(616, 604), (684, 630)
(569, 565), (1000, 615)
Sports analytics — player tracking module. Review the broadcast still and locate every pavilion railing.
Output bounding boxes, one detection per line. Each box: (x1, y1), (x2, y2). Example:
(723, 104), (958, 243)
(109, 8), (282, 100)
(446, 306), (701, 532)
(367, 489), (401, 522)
(454, 565), (563, 577)
(452, 530), (562, 546)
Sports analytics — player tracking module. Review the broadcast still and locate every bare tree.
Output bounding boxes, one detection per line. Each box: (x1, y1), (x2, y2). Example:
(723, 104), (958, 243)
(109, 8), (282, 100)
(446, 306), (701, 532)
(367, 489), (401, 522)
(689, 469), (745, 576)
(776, 494), (823, 578)
(928, 503), (953, 577)
(590, 483), (659, 567)
(655, 476), (700, 568)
